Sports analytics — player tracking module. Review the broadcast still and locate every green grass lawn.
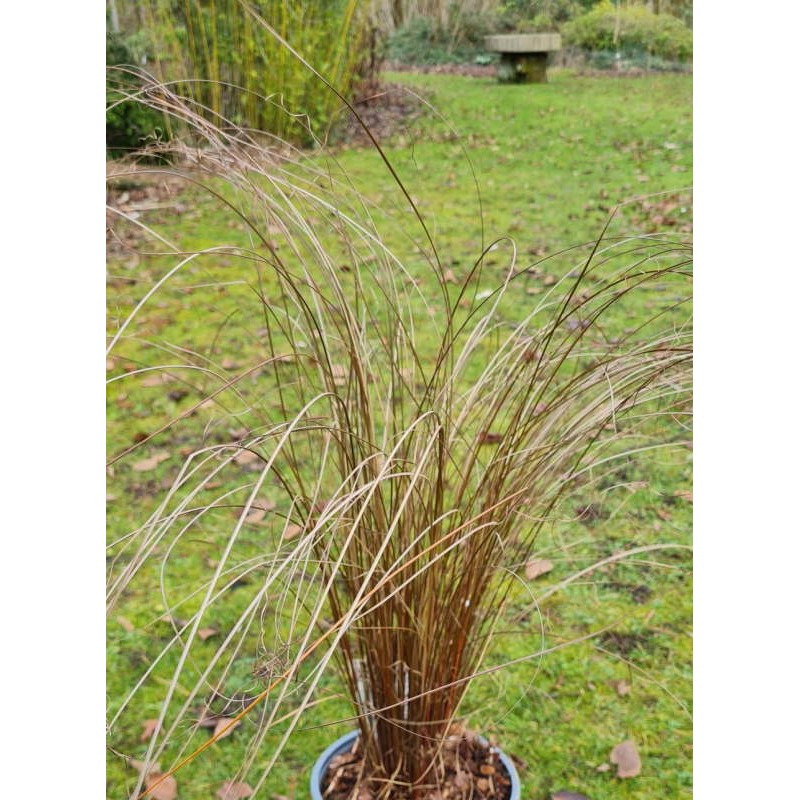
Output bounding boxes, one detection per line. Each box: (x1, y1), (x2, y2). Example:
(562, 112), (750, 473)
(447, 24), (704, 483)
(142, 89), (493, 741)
(107, 68), (692, 800)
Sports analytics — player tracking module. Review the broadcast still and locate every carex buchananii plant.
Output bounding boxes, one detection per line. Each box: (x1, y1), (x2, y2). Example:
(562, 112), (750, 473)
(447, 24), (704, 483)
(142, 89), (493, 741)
(106, 73), (691, 800)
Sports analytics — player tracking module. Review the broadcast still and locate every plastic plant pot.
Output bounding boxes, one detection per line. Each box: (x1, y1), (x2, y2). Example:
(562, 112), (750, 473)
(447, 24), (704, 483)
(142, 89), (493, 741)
(310, 730), (521, 800)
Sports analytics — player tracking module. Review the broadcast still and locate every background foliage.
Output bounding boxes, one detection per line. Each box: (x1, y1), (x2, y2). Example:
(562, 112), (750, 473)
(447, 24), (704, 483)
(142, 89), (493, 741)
(111, 0), (369, 144)
(562, 1), (693, 61)
(106, 32), (170, 157)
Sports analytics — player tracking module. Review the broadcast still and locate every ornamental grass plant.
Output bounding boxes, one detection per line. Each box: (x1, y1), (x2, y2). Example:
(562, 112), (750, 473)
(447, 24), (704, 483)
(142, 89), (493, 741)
(106, 60), (692, 800)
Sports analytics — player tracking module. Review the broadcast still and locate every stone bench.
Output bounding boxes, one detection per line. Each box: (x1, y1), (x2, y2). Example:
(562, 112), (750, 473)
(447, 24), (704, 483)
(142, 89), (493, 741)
(483, 33), (562, 83)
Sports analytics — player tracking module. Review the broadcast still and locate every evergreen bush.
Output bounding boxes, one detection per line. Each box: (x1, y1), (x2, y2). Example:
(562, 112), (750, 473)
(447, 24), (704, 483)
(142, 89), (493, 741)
(563, 1), (692, 61)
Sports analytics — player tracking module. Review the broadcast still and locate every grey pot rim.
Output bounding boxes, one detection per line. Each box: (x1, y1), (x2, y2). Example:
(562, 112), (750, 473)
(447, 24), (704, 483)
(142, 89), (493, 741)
(310, 730), (521, 800)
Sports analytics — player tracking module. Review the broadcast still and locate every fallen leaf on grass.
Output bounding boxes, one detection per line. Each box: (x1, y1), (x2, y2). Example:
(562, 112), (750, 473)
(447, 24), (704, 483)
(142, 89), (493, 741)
(145, 773), (178, 800)
(613, 679), (632, 696)
(233, 450), (260, 466)
(198, 627), (220, 641)
(525, 558), (554, 580)
(141, 372), (173, 387)
(117, 616), (135, 632)
(443, 268), (458, 284)
(610, 739), (641, 778)
(283, 524), (302, 541)
(221, 358), (240, 370)
(217, 781), (254, 800)
(244, 508), (267, 524)
(128, 760), (177, 800)
(214, 717), (241, 739)
(673, 489), (693, 502)
(140, 719), (159, 742)
(133, 452), (170, 472)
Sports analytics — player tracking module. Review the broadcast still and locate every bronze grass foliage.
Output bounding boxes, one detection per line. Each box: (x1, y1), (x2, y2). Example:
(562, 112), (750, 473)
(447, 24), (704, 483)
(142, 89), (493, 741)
(106, 79), (691, 799)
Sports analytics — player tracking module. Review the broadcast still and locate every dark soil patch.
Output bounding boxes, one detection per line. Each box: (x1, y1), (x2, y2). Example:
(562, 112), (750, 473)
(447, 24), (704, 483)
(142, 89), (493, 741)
(602, 581), (653, 604)
(322, 725), (514, 800)
(106, 164), (189, 258)
(331, 80), (430, 147)
(599, 630), (653, 656)
(383, 61), (498, 79)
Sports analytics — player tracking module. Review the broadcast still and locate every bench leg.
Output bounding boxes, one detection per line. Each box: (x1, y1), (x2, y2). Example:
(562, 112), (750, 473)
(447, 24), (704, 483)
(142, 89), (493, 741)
(498, 52), (549, 83)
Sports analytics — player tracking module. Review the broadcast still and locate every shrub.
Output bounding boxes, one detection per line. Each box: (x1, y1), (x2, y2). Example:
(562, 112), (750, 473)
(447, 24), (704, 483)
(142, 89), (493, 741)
(496, 0), (592, 32)
(106, 32), (169, 158)
(563, 1), (693, 61)
(386, 14), (498, 65)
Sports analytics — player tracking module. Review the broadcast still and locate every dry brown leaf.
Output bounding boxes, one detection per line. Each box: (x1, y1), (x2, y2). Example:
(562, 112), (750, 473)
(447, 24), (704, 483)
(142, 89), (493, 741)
(141, 372), (173, 387)
(543, 275), (557, 286)
(213, 717), (240, 739)
(610, 739), (641, 778)
(221, 358), (240, 370)
(525, 558), (554, 580)
(233, 450), (259, 466)
(443, 268), (458, 284)
(244, 508), (267, 524)
(128, 760), (176, 800)
(195, 710), (219, 729)
(145, 773), (178, 800)
(140, 719), (159, 742)
(283, 524), (302, 541)
(614, 679), (632, 696)
(453, 772), (471, 792)
(198, 627), (220, 641)
(216, 781), (254, 800)
(116, 616), (134, 632)
(129, 758), (159, 775)
(673, 489), (693, 502)
(133, 452), (170, 472)
(478, 764), (495, 776)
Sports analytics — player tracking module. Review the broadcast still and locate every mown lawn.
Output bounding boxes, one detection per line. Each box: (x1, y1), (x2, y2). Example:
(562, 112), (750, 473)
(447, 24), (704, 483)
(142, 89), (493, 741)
(107, 68), (692, 800)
